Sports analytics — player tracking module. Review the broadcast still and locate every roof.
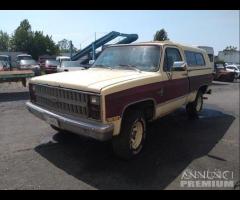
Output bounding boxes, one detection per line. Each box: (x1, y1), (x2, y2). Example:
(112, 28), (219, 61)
(17, 54), (32, 57)
(56, 56), (70, 59)
(110, 40), (206, 53)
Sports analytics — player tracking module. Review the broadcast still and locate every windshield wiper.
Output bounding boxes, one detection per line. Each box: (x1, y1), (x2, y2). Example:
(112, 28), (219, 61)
(117, 64), (141, 72)
(93, 64), (112, 70)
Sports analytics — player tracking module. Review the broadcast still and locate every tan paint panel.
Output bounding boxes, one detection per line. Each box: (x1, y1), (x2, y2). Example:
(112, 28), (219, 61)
(155, 95), (187, 118)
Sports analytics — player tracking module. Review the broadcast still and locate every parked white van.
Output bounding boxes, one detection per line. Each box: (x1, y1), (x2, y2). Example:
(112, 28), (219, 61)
(56, 56), (71, 63)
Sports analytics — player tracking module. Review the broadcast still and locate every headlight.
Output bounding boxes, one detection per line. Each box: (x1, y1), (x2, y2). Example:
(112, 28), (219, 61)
(88, 95), (100, 120)
(32, 84), (36, 92)
(89, 95), (100, 105)
(29, 83), (36, 102)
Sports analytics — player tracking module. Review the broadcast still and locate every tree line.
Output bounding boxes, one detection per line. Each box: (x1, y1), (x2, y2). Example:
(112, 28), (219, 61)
(0, 19), (77, 60)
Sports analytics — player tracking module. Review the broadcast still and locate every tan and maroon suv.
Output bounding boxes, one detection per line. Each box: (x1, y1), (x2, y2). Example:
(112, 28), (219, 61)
(26, 41), (213, 159)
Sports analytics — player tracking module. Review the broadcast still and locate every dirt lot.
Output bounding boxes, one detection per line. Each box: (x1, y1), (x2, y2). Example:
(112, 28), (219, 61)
(0, 80), (239, 190)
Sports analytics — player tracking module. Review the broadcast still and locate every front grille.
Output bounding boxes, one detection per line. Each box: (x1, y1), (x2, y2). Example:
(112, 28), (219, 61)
(34, 84), (89, 118)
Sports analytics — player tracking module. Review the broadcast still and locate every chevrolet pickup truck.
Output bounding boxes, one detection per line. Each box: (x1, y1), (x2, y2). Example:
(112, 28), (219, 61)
(26, 41), (213, 159)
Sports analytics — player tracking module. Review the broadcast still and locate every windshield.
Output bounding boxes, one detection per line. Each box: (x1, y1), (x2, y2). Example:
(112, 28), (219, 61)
(18, 56), (32, 60)
(92, 45), (161, 72)
(0, 56), (9, 61)
(20, 59), (37, 65)
(61, 61), (80, 68)
(0, 60), (8, 66)
(46, 60), (59, 65)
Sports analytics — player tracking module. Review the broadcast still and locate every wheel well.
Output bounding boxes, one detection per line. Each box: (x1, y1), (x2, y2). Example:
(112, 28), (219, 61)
(122, 100), (155, 121)
(199, 85), (208, 94)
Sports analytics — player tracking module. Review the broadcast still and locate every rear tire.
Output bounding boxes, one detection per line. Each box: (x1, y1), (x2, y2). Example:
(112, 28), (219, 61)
(112, 110), (146, 160)
(186, 91), (203, 119)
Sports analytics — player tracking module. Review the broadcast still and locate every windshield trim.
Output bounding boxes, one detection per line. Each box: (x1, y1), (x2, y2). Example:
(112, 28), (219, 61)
(93, 44), (162, 72)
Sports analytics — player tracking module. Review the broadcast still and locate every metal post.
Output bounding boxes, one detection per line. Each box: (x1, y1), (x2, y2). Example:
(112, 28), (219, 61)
(70, 40), (73, 59)
(92, 43), (95, 60)
(92, 32), (96, 60)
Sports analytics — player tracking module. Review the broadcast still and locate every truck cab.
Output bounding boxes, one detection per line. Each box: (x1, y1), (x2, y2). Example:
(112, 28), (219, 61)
(26, 41), (213, 159)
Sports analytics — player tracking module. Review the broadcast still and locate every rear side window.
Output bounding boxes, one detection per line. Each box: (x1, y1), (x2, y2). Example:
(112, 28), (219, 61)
(184, 51), (206, 67)
(185, 51), (196, 66)
(208, 54), (214, 62)
(195, 53), (205, 66)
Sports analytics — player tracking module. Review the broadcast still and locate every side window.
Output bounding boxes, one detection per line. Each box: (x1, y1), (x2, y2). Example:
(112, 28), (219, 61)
(208, 54), (214, 62)
(185, 51), (197, 66)
(195, 53), (206, 66)
(163, 47), (182, 71)
(185, 51), (206, 67)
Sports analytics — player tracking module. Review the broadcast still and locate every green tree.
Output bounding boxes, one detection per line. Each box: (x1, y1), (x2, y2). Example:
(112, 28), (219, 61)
(58, 39), (77, 53)
(0, 31), (10, 51)
(10, 19), (33, 52)
(10, 19), (60, 60)
(153, 29), (169, 41)
(44, 35), (60, 56)
(223, 46), (238, 52)
(30, 33), (59, 60)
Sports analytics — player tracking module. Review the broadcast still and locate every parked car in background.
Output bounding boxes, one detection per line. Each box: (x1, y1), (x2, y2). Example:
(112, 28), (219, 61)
(38, 55), (56, 70)
(56, 56), (71, 69)
(56, 56), (71, 63)
(57, 61), (86, 72)
(214, 63), (235, 82)
(0, 61), (9, 71)
(27, 41), (214, 159)
(44, 59), (59, 74)
(225, 64), (240, 78)
(16, 54), (33, 63)
(0, 55), (11, 69)
(18, 59), (41, 76)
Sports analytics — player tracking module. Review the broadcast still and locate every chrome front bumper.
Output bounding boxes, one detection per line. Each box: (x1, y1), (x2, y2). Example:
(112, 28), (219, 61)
(26, 101), (113, 141)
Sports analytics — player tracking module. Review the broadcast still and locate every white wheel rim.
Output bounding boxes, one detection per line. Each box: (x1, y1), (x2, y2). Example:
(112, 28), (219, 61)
(130, 121), (144, 150)
(196, 96), (202, 112)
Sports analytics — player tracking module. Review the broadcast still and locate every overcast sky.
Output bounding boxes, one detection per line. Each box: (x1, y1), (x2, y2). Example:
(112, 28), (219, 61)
(0, 10), (239, 54)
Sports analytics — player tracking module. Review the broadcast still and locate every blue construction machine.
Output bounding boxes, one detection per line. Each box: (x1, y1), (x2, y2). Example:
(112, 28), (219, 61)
(71, 31), (138, 64)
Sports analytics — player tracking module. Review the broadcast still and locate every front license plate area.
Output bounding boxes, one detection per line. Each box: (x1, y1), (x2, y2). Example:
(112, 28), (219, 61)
(45, 115), (59, 127)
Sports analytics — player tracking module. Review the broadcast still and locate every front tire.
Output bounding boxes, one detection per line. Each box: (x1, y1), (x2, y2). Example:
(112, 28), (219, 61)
(50, 125), (64, 132)
(186, 91), (203, 119)
(112, 110), (146, 160)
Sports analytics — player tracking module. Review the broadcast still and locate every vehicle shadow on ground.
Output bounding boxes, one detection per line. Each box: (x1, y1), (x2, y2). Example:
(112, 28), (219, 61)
(0, 91), (29, 102)
(35, 107), (235, 190)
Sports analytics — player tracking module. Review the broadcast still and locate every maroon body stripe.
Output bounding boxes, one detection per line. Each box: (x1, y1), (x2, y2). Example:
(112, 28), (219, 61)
(189, 73), (213, 92)
(105, 74), (213, 118)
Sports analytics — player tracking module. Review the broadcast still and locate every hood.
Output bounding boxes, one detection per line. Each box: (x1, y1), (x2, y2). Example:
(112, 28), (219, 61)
(30, 68), (152, 93)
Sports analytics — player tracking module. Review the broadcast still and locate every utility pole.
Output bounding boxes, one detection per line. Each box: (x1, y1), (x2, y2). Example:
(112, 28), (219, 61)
(92, 32), (96, 60)
(70, 40), (73, 60)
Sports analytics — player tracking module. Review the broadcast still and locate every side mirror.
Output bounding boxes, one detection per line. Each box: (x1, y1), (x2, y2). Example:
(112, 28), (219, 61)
(172, 61), (187, 71)
(89, 60), (95, 65)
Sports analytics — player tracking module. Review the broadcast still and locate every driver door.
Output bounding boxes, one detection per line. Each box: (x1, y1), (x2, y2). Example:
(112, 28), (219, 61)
(157, 46), (189, 116)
